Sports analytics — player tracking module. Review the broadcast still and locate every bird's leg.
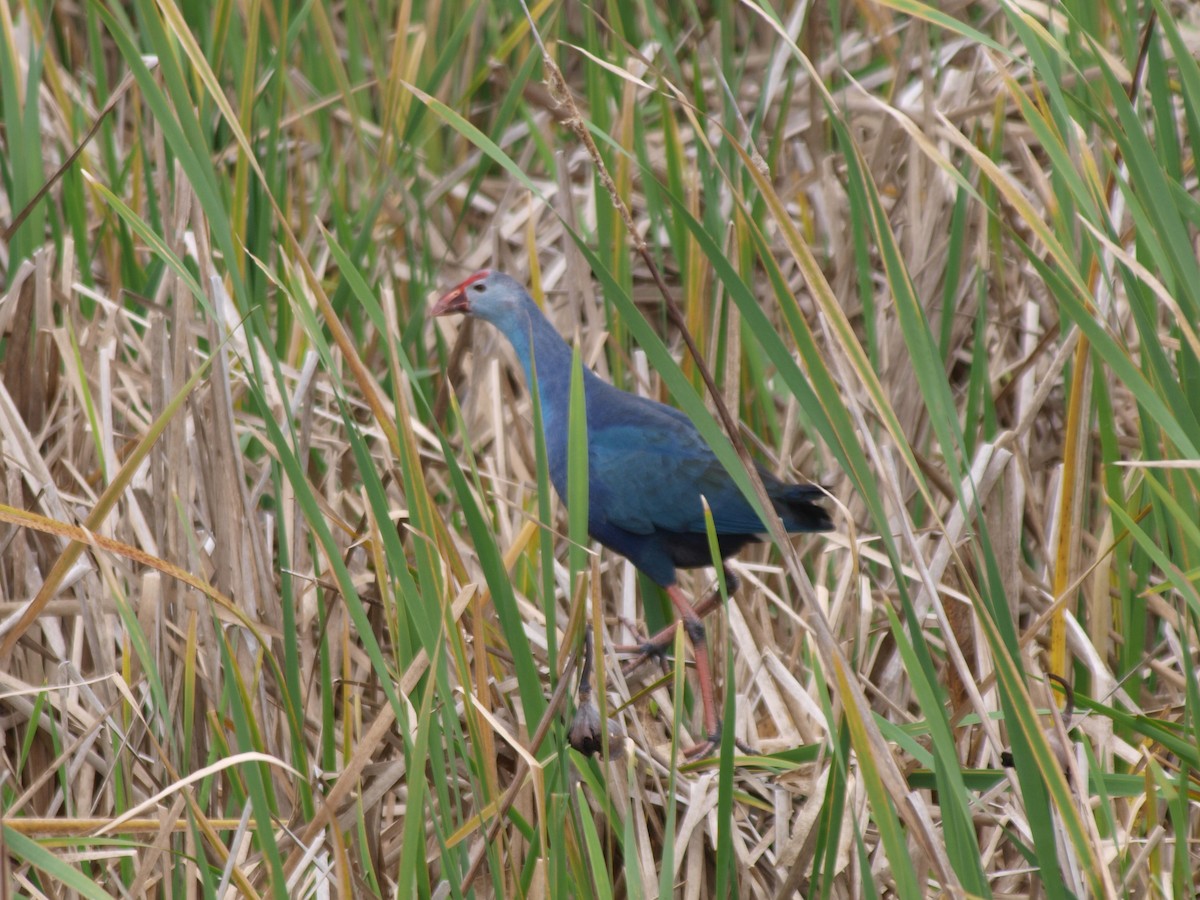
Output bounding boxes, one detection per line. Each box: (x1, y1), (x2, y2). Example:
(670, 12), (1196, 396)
(617, 568), (739, 675)
(665, 584), (723, 758)
(618, 569), (753, 758)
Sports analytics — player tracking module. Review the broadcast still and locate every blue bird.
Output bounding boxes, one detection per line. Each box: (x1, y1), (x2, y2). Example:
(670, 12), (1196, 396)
(432, 270), (831, 756)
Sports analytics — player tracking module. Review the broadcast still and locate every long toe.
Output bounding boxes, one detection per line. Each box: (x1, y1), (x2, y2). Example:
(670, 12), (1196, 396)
(617, 640), (675, 677)
(681, 728), (722, 760)
(615, 619), (685, 675)
(679, 724), (755, 760)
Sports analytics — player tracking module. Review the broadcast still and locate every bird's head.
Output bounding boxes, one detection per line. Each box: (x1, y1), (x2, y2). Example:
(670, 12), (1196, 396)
(430, 270), (527, 326)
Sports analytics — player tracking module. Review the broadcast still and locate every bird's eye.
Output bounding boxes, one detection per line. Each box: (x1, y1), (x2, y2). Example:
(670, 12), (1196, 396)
(472, 283), (486, 293)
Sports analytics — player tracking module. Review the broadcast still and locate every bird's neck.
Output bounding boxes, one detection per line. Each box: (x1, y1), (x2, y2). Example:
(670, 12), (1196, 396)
(499, 301), (582, 419)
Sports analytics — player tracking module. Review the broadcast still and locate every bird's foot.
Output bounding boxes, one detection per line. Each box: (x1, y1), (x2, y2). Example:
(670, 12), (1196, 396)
(681, 732), (721, 760)
(679, 723), (755, 760)
(614, 619), (679, 676)
(616, 580), (733, 678)
(617, 641), (673, 677)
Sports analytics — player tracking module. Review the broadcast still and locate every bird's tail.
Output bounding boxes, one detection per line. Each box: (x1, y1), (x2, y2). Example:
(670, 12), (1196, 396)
(773, 484), (833, 533)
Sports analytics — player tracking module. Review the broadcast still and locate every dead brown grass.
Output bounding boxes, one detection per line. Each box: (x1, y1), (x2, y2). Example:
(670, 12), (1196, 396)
(2, 2), (1198, 897)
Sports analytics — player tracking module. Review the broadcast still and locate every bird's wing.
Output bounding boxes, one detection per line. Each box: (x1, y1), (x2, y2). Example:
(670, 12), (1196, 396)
(588, 416), (765, 536)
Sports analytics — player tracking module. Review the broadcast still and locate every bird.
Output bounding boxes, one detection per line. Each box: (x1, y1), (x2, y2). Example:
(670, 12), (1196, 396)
(431, 270), (832, 757)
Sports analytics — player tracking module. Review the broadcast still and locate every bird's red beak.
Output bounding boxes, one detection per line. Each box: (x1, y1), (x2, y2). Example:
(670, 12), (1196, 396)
(430, 286), (469, 317)
(430, 270), (489, 317)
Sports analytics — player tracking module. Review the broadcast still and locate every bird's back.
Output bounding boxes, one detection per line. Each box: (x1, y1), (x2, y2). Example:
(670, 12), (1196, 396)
(580, 377), (830, 540)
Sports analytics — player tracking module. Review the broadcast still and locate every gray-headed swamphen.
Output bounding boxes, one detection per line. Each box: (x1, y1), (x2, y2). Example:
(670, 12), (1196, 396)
(432, 270), (832, 757)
